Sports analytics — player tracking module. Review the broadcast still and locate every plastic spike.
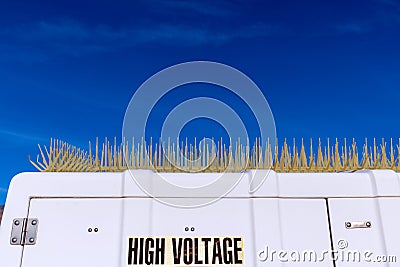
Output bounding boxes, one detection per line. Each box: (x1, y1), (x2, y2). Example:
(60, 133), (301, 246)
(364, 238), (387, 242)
(28, 137), (400, 173)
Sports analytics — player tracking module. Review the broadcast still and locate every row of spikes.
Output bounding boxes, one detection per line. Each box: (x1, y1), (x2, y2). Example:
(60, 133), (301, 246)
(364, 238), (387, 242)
(29, 137), (400, 172)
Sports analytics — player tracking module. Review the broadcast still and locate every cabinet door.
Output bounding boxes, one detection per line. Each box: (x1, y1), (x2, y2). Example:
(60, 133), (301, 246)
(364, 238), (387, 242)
(253, 198), (333, 267)
(376, 198), (400, 266)
(150, 198), (333, 267)
(22, 197), (333, 267)
(21, 198), (150, 267)
(328, 198), (399, 266)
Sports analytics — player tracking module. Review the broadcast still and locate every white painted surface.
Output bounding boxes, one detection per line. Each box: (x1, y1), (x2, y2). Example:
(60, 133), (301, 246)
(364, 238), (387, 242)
(0, 170), (400, 266)
(328, 198), (395, 266)
(376, 198), (400, 267)
(16, 197), (334, 267)
(253, 199), (333, 266)
(21, 198), (124, 267)
(0, 172), (124, 267)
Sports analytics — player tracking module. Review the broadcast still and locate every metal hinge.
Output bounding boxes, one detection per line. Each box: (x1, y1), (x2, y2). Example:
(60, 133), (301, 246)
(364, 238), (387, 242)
(10, 218), (39, 246)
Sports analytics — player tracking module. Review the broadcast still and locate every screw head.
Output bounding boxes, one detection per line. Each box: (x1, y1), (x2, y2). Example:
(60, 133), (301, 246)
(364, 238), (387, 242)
(94, 228), (98, 232)
(31, 220), (37, 225)
(366, 222), (371, 227)
(184, 227), (189, 231)
(29, 238), (35, 243)
(345, 222), (352, 228)
(14, 220), (20, 226)
(191, 227), (195, 232)
(11, 237), (17, 243)
(88, 228), (93, 232)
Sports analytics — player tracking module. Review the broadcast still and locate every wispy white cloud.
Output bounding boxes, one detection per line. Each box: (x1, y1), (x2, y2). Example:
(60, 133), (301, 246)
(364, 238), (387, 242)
(133, 23), (280, 45)
(369, 0), (400, 25)
(149, 0), (238, 17)
(0, 19), (280, 59)
(328, 0), (400, 36)
(333, 22), (372, 34)
(28, 19), (277, 45)
(0, 129), (47, 143)
(374, 0), (400, 11)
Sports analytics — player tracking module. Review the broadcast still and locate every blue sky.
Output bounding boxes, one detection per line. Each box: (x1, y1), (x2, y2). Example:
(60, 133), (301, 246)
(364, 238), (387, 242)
(1, 0), (400, 204)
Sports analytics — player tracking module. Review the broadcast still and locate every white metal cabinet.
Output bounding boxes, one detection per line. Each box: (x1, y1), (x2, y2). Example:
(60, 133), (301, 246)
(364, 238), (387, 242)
(3, 171), (400, 267)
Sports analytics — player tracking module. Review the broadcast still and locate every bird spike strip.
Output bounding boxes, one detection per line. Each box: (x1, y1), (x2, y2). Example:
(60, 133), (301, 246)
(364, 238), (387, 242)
(29, 137), (400, 173)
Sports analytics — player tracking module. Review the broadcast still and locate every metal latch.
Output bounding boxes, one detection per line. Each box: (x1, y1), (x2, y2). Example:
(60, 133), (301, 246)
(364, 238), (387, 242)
(345, 221), (371, 229)
(10, 218), (39, 245)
